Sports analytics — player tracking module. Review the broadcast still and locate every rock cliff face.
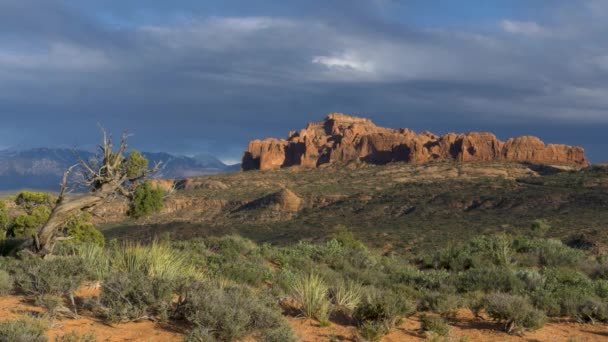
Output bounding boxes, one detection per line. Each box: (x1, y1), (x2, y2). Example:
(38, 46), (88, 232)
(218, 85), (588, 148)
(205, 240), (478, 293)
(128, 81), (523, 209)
(242, 113), (589, 171)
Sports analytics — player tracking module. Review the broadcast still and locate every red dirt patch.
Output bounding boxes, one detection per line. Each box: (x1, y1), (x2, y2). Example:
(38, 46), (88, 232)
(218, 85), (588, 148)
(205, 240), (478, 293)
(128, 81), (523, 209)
(3, 294), (608, 341)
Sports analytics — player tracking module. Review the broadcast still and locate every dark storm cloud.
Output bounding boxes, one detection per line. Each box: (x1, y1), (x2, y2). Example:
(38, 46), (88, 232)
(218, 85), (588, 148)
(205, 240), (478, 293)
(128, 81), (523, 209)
(0, 0), (607, 162)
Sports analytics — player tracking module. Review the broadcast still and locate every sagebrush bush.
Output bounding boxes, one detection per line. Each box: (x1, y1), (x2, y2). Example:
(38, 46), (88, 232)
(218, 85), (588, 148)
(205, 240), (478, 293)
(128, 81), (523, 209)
(0, 317), (48, 342)
(100, 271), (174, 322)
(177, 282), (295, 342)
(357, 321), (388, 342)
(54, 331), (97, 342)
(354, 287), (415, 339)
(420, 292), (462, 321)
(575, 298), (608, 323)
(420, 314), (450, 337)
(484, 293), (546, 334)
(0, 269), (13, 295)
(36, 295), (64, 319)
(11, 257), (85, 298)
(291, 273), (330, 323)
(457, 266), (523, 293)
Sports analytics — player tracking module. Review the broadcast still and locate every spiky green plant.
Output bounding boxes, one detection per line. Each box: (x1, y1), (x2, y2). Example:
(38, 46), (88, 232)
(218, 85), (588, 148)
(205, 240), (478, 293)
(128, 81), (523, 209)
(111, 240), (201, 282)
(73, 243), (110, 281)
(331, 279), (363, 311)
(291, 273), (330, 323)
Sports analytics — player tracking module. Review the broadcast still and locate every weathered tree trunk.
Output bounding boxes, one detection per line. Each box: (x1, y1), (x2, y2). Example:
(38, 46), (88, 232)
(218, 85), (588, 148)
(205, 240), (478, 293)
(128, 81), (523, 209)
(15, 129), (159, 257)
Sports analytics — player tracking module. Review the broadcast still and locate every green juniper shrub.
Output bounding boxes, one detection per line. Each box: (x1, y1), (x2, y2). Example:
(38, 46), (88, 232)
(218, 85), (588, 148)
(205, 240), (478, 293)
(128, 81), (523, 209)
(420, 314), (450, 337)
(100, 270), (174, 323)
(483, 293), (546, 335)
(124, 150), (149, 179)
(176, 282), (295, 342)
(62, 213), (105, 248)
(129, 181), (164, 219)
(0, 317), (48, 342)
(7, 191), (57, 239)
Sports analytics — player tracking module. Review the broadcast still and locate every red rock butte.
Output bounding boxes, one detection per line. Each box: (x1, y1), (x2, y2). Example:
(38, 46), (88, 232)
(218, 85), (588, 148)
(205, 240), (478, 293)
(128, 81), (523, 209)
(241, 113), (589, 171)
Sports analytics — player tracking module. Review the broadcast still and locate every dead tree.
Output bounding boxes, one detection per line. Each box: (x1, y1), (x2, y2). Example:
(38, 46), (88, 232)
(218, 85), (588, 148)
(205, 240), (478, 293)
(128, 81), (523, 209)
(26, 129), (159, 256)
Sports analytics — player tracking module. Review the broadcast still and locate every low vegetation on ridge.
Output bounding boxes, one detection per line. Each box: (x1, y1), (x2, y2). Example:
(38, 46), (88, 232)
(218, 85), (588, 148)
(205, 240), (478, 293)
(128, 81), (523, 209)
(1, 220), (607, 340)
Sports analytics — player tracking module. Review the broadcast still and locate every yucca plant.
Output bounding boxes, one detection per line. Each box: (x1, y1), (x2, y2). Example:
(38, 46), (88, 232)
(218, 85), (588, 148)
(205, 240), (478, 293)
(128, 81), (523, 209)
(111, 240), (201, 283)
(330, 279), (363, 312)
(291, 273), (330, 324)
(73, 243), (110, 281)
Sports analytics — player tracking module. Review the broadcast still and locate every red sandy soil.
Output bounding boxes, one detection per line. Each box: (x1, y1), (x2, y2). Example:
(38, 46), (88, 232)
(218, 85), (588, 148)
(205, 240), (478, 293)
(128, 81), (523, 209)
(287, 310), (608, 342)
(2, 290), (608, 341)
(0, 291), (183, 341)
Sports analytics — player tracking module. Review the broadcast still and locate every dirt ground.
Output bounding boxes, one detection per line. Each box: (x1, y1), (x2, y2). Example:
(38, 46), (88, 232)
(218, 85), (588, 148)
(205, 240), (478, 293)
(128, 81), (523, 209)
(1, 294), (608, 341)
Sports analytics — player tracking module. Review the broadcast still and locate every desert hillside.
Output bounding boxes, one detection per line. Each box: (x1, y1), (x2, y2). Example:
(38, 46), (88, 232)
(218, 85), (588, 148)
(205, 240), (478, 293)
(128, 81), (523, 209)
(95, 161), (608, 254)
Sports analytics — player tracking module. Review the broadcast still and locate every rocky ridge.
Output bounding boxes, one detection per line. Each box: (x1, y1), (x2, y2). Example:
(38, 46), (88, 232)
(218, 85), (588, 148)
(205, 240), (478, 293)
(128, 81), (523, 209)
(242, 113), (589, 171)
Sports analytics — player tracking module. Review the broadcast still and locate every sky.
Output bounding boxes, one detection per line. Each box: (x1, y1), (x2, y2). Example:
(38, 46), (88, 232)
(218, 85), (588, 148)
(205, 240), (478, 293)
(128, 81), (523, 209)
(1, 1), (608, 163)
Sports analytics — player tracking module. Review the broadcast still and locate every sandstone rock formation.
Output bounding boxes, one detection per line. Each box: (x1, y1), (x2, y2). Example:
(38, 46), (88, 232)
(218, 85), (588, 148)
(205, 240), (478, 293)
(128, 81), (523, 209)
(242, 113), (589, 170)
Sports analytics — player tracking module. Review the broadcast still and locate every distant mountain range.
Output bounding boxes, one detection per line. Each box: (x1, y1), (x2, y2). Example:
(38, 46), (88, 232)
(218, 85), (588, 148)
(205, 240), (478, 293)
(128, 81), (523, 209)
(0, 148), (240, 191)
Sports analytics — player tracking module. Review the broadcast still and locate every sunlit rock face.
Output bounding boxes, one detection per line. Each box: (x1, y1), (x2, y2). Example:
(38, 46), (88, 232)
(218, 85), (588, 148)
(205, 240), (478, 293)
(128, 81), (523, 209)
(242, 113), (589, 171)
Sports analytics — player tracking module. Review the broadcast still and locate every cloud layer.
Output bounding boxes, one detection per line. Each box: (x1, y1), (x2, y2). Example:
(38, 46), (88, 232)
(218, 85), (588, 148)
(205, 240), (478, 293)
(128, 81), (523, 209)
(0, 0), (607, 161)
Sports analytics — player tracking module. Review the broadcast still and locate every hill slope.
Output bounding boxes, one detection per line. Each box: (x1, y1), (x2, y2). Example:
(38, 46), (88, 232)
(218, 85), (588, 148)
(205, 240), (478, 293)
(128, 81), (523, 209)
(100, 161), (608, 253)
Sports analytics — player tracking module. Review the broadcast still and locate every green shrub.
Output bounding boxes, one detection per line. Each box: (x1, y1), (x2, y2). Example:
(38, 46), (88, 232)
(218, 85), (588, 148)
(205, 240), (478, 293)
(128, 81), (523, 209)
(529, 219), (551, 238)
(457, 267), (523, 293)
(357, 321), (388, 342)
(0, 200), (8, 240)
(0, 269), (13, 295)
(536, 240), (584, 267)
(11, 257), (86, 298)
(100, 271), (174, 322)
(0, 317), (48, 342)
(125, 150), (149, 179)
(532, 268), (594, 317)
(291, 273), (330, 323)
(484, 293), (546, 334)
(420, 314), (450, 337)
(420, 292), (462, 321)
(354, 288), (415, 339)
(9, 206), (51, 238)
(177, 282), (295, 342)
(36, 295), (64, 319)
(129, 181), (164, 218)
(576, 298), (608, 323)
(63, 213), (104, 247)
